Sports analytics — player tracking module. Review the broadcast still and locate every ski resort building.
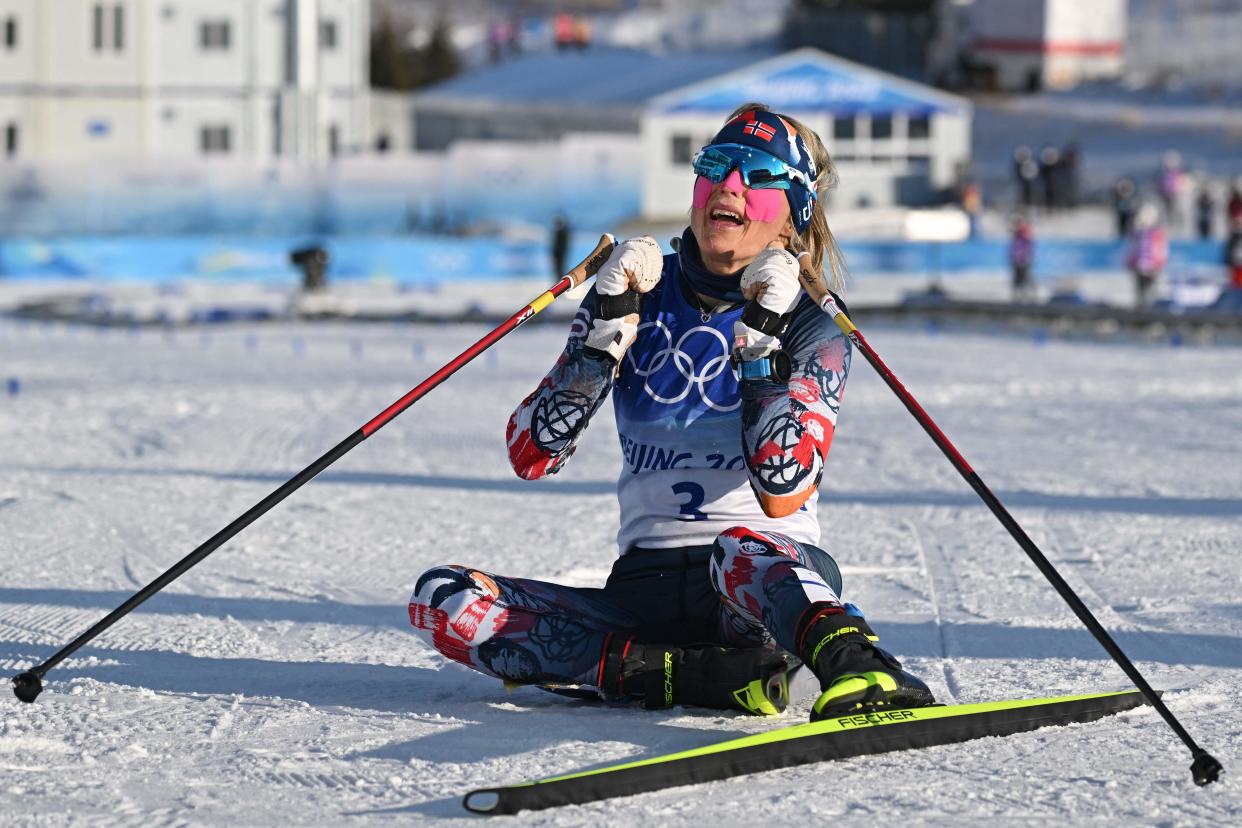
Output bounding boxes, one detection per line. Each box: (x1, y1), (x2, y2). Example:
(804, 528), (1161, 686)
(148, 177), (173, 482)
(642, 49), (972, 216)
(0, 0), (369, 163)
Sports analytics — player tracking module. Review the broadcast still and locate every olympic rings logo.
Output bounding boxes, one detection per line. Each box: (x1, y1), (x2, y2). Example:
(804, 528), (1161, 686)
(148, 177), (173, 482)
(625, 320), (739, 412)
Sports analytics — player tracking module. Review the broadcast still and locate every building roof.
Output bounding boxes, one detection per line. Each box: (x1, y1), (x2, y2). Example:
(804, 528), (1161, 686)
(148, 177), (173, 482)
(417, 46), (970, 121)
(417, 47), (777, 108)
(649, 48), (971, 117)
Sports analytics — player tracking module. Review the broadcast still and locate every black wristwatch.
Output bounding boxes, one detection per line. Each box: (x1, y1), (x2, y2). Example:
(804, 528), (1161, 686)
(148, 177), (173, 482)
(735, 349), (792, 383)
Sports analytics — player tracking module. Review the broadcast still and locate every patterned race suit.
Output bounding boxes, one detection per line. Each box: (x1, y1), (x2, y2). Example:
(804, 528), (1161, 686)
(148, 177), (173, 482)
(409, 248), (854, 690)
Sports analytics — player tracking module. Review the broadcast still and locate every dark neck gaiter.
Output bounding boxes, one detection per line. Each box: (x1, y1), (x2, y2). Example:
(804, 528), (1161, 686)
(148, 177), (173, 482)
(677, 228), (745, 304)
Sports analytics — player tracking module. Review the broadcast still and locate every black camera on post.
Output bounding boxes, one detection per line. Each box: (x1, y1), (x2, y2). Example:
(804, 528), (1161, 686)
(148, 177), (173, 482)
(290, 245), (329, 291)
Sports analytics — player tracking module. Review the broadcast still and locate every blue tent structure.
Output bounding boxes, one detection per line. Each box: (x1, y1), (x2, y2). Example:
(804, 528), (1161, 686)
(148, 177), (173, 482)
(642, 48), (972, 212)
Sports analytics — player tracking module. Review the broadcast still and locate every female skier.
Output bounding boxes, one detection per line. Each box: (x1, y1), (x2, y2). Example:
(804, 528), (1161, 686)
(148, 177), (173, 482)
(408, 105), (934, 721)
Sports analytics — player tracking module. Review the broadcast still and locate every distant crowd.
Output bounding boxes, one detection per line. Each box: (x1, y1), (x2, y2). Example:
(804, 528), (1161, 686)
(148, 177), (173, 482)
(1109, 152), (1242, 243)
(1011, 143), (1082, 212)
(487, 12), (593, 63)
(1004, 147), (1242, 309)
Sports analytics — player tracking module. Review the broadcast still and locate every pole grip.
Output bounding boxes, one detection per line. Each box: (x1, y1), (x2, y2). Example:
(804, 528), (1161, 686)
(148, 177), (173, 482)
(568, 233), (617, 288)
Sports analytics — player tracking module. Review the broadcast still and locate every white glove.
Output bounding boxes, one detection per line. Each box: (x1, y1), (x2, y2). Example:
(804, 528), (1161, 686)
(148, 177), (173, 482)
(733, 245), (802, 361)
(586, 236), (663, 362)
(584, 316), (636, 362)
(594, 236), (663, 299)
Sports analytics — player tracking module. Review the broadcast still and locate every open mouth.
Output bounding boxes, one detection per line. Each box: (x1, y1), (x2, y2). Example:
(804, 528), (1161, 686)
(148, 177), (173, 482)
(709, 208), (744, 226)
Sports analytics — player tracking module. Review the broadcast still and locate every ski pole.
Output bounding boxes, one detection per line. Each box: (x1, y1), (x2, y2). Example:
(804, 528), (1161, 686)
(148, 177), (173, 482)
(796, 261), (1222, 788)
(11, 234), (616, 705)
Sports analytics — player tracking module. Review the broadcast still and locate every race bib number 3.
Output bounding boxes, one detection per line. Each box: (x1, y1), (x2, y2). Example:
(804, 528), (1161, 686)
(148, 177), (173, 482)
(671, 482), (707, 521)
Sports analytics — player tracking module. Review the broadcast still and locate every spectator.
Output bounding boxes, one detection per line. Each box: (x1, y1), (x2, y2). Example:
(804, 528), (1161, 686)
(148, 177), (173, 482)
(1038, 145), (1061, 210)
(1226, 216), (1242, 289)
(573, 16), (593, 49)
(1113, 177), (1139, 239)
(1009, 215), (1036, 302)
(960, 181), (982, 239)
(1157, 151), (1185, 229)
(488, 18), (512, 63)
(1013, 146), (1038, 207)
(1059, 141), (1080, 209)
(550, 214), (571, 278)
(508, 15), (525, 54)
(1227, 179), (1242, 228)
(554, 12), (575, 51)
(290, 245), (329, 292)
(1195, 179), (1215, 240)
(1125, 204), (1169, 308)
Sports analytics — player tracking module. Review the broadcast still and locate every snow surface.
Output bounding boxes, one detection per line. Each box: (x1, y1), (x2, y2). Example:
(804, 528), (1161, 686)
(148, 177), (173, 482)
(2, 285), (1240, 824)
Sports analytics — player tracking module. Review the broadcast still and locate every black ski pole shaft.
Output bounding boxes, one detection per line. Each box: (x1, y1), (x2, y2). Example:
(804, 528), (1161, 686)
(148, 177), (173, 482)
(797, 265), (1221, 787)
(11, 234), (616, 705)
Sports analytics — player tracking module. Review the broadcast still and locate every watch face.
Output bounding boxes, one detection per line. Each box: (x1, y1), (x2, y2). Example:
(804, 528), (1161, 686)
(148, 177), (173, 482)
(772, 350), (792, 383)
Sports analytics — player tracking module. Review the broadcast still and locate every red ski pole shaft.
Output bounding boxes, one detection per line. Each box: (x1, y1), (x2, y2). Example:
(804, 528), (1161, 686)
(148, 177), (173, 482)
(11, 234), (616, 704)
(796, 263), (1221, 786)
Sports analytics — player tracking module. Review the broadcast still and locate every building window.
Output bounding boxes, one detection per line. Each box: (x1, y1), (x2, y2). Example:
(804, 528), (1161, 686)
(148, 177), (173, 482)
(832, 117), (856, 141)
(3, 16), (17, 49)
(871, 115), (893, 140)
(200, 20), (231, 50)
(671, 134), (692, 165)
(908, 115), (931, 140)
(4, 123), (17, 158)
(320, 20), (337, 50)
(200, 125), (232, 155)
(93, 4), (105, 50)
(328, 124), (341, 157)
(92, 3), (125, 51)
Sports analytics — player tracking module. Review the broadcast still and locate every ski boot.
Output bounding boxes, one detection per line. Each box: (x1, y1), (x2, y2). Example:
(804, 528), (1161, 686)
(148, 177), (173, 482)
(799, 606), (935, 722)
(599, 636), (795, 716)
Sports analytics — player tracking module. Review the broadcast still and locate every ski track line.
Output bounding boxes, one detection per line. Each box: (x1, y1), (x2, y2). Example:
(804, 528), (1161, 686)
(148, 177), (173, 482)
(114, 516), (170, 594)
(902, 515), (962, 703)
(59, 463), (168, 594)
(0, 603), (105, 646)
(1039, 514), (1209, 689)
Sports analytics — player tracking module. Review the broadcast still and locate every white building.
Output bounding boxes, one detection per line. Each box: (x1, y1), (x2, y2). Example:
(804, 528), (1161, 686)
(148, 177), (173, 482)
(1127, 0), (1242, 89)
(0, 0), (368, 163)
(960, 0), (1126, 91)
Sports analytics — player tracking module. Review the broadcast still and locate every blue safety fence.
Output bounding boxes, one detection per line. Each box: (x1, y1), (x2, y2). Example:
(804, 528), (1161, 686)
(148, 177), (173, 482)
(0, 235), (1229, 284)
(0, 235), (553, 283)
(836, 239), (1226, 277)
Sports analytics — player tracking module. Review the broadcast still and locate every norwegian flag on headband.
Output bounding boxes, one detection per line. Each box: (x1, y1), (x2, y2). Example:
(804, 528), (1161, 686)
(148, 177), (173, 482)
(742, 119), (776, 142)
